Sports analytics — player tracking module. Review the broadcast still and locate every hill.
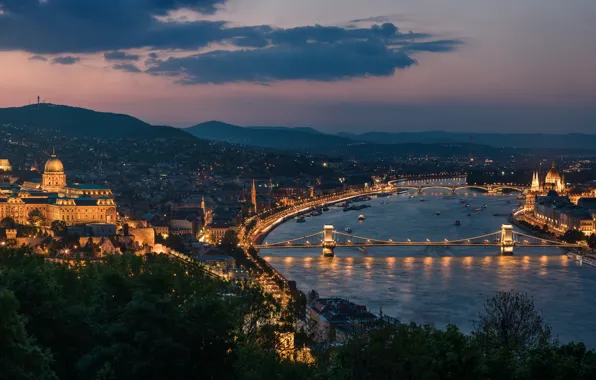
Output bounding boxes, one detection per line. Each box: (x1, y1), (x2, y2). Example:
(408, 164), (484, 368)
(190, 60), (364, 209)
(0, 104), (192, 140)
(185, 121), (357, 151)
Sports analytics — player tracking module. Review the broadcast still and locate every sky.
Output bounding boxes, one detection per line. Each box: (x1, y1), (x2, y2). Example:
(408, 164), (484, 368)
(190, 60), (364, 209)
(0, 0), (595, 133)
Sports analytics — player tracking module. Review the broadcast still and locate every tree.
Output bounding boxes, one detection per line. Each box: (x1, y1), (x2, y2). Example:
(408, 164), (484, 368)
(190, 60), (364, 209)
(474, 291), (551, 354)
(0, 217), (16, 229)
(28, 208), (46, 226)
(331, 323), (483, 380)
(562, 229), (586, 244)
(50, 220), (67, 237)
(219, 229), (239, 254)
(0, 288), (57, 380)
(587, 234), (596, 251)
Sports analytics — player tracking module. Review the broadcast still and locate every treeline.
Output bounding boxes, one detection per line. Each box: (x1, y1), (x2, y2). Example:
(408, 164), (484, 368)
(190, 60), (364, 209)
(1, 248), (596, 380)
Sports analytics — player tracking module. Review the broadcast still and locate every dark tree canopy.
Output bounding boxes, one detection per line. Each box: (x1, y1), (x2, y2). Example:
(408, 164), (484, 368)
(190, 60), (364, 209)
(563, 230), (587, 244)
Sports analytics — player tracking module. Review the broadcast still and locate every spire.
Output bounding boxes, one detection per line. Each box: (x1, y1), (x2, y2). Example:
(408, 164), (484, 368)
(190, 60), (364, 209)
(51, 146), (56, 157)
(251, 179), (257, 215)
(551, 160), (556, 170)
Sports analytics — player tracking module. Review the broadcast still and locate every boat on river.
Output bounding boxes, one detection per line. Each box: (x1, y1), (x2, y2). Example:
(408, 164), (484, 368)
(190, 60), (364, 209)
(436, 212), (441, 216)
(345, 227), (352, 233)
(296, 216), (306, 223)
(358, 214), (366, 221)
(359, 247), (368, 254)
(455, 220), (461, 226)
(322, 206), (329, 212)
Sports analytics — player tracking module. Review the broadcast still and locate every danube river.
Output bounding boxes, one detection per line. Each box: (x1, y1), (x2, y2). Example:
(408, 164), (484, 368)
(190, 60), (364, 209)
(262, 191), (596, 346)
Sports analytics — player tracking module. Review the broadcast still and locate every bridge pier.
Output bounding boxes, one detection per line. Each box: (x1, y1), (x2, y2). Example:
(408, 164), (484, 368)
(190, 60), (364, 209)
(500, 224), (514, 255)
(322, 225), (336, 257)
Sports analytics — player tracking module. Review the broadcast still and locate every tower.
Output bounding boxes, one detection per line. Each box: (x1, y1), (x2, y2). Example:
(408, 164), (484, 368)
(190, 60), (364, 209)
(37, 95), (40, 109)
(251, 179), (257, 215)
(531, 166), (541, 192)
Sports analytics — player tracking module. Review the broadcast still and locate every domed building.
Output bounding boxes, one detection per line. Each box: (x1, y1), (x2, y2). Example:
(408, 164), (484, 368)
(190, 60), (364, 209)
(0, 150), (117, 226)
(0, 159), (12, 172)
(42, 152), (67, 192)
(529, 160), (565, 194)
(544, 161), (565, 192)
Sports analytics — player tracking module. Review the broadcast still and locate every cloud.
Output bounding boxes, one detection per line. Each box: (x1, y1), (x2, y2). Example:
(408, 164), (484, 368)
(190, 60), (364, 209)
(1, 1), (461, 84)
(402, 40), (463, 52)
(0, 0), (235, 53)
(29, 55), (47, 61)
(52, 56), (80, 65)
(104, 51), (140, 61)
(112, 63), (142, 73)
(147, 39), (416, 84)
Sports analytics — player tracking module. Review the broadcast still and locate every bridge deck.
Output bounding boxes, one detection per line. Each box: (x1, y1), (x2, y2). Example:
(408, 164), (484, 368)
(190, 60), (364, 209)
(255, 242), (576, 249)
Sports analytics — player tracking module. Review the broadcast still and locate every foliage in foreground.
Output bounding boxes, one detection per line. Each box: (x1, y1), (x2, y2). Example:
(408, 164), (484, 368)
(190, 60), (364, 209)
(1, 248), (596, 380)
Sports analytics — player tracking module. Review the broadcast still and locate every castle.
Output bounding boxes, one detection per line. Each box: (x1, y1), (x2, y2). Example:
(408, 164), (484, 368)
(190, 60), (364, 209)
(0, 152), (117, 226)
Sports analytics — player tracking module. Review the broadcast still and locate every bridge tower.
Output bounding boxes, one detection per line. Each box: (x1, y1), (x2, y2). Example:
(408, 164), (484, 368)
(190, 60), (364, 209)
(500, 224), (515, 255)
(322, 225), (336, 257)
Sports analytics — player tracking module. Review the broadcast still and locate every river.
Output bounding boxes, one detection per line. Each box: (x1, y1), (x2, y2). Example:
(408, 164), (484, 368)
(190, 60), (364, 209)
(262, 189), (596, 346)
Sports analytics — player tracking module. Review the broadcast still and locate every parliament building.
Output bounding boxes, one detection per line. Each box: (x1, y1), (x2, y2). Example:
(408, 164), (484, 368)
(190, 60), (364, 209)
(0, 152), (116, 226)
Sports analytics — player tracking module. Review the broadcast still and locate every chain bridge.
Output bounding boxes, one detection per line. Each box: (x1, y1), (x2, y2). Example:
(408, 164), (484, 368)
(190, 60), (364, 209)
(254, 225), (580, 257)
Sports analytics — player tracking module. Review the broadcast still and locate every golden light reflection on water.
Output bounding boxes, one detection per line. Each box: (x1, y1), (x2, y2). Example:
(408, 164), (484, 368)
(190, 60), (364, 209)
(386, 256), (396, 269)
(483, 256), (492, 265)
(561, 256), (568, 267)
(463, 256), (473, 270)
(442, 256), (452, 279)
(539, 255), (548, 276)
(304, 257), (312, 270)
(522, 256), (530, 271)
(284, 257), (293, 264)
(424, 257), (433, 279)
(344, 257), (353, 279)
(404, 257), (414, 271)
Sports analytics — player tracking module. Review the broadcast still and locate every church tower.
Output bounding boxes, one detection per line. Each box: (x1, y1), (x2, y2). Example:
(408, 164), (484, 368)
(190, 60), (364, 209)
(251, 179), (257, 215)
(531, 167), (541, 192)
(42, 150), (66, 192)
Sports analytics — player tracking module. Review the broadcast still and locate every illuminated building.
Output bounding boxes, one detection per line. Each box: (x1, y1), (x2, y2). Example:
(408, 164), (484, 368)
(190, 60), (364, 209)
(524, 160), (595, 235)
(0, 152), (116, 226)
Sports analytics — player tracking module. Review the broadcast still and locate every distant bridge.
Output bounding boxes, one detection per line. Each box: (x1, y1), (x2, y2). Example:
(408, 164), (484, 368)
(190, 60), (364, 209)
(254, 225), (579, 257)
(390, 183), (527, 194)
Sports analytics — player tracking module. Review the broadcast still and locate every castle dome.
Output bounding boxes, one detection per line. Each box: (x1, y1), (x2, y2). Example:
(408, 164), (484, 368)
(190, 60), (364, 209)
(545, 161), (561, 184)
(0, 158), (11, 171)
(44, 154), (64, 173)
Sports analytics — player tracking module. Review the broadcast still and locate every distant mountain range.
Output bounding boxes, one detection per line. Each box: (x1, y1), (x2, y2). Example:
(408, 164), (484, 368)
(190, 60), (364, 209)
(2, 104), (594, 154)
(338, 131), (596, 150)
(186, 121), (596, 151)
(0, 104), (191, 140)
(184, 121), (355, 151)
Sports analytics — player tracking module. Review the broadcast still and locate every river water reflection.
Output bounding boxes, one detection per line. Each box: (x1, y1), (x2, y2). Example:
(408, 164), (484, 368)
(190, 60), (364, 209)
(263, 191), (596, 346)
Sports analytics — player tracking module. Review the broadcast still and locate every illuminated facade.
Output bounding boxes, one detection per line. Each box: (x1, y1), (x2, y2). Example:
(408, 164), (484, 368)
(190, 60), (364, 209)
(525, 160), (595, 235)
(0, 152), (116, 226)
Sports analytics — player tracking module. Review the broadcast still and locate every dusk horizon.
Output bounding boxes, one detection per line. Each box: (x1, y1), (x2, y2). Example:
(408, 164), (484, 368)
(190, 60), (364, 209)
(2, 0), (595, 133)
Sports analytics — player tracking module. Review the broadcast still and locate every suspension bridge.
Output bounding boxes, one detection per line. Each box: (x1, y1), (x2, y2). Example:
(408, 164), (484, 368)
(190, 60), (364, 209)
(254, 225), (580, 257)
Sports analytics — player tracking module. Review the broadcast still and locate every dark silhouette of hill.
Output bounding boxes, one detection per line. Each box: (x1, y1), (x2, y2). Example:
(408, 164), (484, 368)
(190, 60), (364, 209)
(0, 104), (192, 140)
(338, 131), (596, 150)
(185, 121), (356, 150)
